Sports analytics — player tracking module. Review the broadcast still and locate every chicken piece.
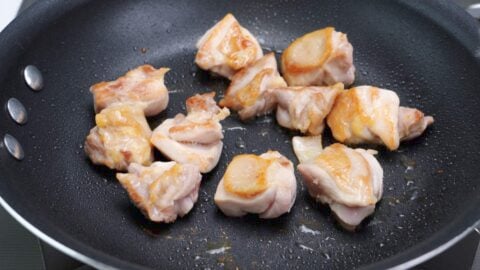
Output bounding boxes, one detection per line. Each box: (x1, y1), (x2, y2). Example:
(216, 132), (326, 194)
(214, 151), (297, 219)
(272, 83), (343, 135)
(151, 118), (224, 173)
(117, 162), (202, 223)
(85, 103), (153, 171)
(327, 86), (434, 150)
(150, 93), (230, 173)
(292, 135), (323, 163)
(398, 107), (435, 141)
(327, 86), (400, 150)
(169, 92), (229, 145)
(281, 27), (355, 86)
(298, 143), (383, 230)
(195, 13), (263, 79)
(219, 53), (287, 120)
(90, 65), (170, 116)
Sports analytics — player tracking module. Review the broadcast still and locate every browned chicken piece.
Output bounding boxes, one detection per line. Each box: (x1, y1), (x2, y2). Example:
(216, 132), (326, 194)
(271, 83), (343, 135)
(214, 151), (297, 219)
(327, 86), (434, 150)
(195, 13), (263, 79)
(90, 65), (170, 116)
(84, 103), (153, 171)
(281, 27), (355, 87)
(219, 53), (287, 120)
(117, 162), (202, 223)
(150, 93), (230, 173)
(298, 143), (383, 231)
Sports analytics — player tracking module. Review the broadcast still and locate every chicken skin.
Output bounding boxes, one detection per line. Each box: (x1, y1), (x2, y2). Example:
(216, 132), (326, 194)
(298, 143), (383, 230)
(85, 103), (153, 171)
(214, 151), (297, 219)
(292, 135), (323, 163)
(327, 86), (434, 150)
(272, 83), (343, 135)
(150, 92), (230, 173)
(281, 27), (355, 87)
(117, 162), (202, 223)
(219, 53), (287, 120)
(90, 65), (170, 116)
(195, 13), (263, 79)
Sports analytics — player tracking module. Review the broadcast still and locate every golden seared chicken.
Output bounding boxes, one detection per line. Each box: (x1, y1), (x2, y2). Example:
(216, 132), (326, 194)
(90, 65), (170, 116)
(195, 13), (263, 79)
(84, 103), (153, 171)
(298, 143), (383, 230)
(219, 53), (287, 120)
(327, 86), (434, 150)
(117, 162), (202, 223)
(214, 151), (297, 219)
(272, 83), (343, 135)
(281, 27), (355, 86)
(150, 92), (230, 173)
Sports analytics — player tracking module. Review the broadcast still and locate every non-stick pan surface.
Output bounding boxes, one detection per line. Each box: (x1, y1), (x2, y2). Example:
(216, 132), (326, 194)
(0, 0), (479, 269)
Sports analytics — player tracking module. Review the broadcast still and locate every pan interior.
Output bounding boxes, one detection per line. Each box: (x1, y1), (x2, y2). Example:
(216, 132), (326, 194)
(0, 0), (479, 269)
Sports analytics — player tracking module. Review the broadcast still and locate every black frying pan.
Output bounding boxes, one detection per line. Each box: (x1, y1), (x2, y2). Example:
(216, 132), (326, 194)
(0, 0), (479, 269)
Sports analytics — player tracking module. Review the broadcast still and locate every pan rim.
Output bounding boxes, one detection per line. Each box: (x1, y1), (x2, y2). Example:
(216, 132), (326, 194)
(0, 195), (119, 270)
(0, 0), (479, 269)
(1, 193), (478, 270)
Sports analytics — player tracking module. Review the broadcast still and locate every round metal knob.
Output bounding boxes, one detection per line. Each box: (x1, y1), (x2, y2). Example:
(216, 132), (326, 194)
(6, 98), (28, 125)
(3, 134), (24, 160)
(24, 65), (44, 91)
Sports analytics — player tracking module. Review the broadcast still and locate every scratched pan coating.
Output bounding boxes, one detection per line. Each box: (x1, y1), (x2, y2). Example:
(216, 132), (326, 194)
(0, 0), (479, 269)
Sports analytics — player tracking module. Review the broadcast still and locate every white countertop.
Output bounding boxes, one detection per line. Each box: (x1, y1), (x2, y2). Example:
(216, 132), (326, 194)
(0, 0), (23, 32)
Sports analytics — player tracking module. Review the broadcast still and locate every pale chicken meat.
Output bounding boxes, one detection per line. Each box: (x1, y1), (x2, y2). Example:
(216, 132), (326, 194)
(327, 86), (434, 150)
(214, 151), (297, 219)
(151, 118), (224, 172)
(195, 13), (263, 79)
(90, 65), (170, 116)
(84, 103), (153, 171)
(281, 27), (355, 87)
(292, 135), (323, 163)
(219, 53), (287, 120)
(298, 143), (383, 230)
(398, 106), (435, 141)
(150, 92), (230, 173)
(272, 83), (343, 135)
(117, 162), (202, 223)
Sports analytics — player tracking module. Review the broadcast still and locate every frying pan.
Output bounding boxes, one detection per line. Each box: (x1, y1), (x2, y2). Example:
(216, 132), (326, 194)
(0, 0), (479, 269)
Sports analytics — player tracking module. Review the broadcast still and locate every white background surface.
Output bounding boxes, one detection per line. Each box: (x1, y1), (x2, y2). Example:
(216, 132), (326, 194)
(0, 0), (23, 32)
